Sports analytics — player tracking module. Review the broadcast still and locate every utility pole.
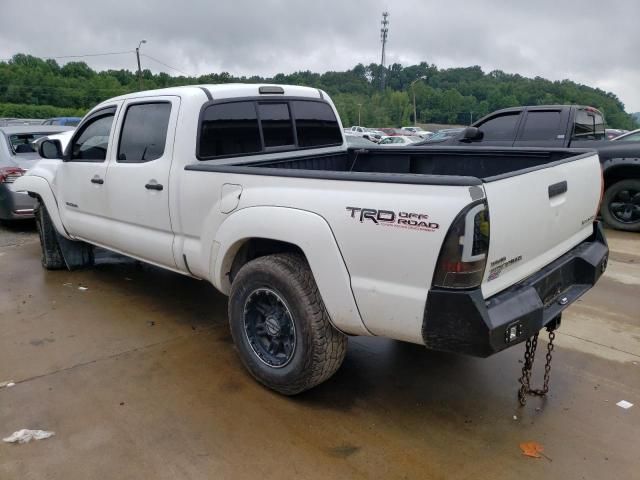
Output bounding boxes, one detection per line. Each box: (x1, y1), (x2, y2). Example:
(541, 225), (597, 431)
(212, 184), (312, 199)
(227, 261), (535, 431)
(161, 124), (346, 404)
(136, 39), (146, 91)
(380, 12), (389, 91)
(357, 103), (362, 125)
(410, 76), (427, 126)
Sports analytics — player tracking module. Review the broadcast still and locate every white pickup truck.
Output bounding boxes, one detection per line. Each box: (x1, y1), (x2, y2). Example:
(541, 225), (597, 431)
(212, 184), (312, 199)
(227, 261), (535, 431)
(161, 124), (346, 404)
(17, 84), (608, 395)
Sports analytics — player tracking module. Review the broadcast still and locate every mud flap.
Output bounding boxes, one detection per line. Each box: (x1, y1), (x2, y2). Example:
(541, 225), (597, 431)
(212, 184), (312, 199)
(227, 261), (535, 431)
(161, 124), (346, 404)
(55, 231), (94, 270)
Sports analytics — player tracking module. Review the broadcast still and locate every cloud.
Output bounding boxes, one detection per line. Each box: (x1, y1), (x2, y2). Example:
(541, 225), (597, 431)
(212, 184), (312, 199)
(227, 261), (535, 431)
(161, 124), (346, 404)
(1, 0), (638, 111)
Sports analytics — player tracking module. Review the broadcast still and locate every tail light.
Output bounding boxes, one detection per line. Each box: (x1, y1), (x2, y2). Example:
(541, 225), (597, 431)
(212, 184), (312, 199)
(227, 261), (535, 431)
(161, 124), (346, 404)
(432, 201), (490, 289)
(0, 167), (26, 184)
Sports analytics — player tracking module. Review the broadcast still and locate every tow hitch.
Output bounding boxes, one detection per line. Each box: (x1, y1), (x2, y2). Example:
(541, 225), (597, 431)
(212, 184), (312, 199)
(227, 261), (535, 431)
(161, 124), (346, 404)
(518, 315), (561, 406)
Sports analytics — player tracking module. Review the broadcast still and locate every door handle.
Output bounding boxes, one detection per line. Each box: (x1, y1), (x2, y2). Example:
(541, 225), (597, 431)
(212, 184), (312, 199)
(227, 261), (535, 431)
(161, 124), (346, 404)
(548, 181), (567, 198)
(145, 183), (163, 191)
(91, 177), (104, 185)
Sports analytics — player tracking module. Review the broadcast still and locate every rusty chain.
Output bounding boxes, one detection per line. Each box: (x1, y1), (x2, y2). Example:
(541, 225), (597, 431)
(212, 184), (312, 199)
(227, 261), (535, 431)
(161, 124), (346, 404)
(518, 328), (556, 406)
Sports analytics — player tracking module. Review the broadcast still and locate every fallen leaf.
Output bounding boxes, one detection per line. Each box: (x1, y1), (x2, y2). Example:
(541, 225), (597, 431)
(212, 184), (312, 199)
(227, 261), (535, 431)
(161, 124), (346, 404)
(520, 442), (544, 458)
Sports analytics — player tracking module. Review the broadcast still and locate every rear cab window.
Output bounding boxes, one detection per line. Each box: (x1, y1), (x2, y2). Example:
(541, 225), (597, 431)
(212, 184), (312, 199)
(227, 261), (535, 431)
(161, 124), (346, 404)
(198, 98), (342, 160)
(571, 108), (605, 141)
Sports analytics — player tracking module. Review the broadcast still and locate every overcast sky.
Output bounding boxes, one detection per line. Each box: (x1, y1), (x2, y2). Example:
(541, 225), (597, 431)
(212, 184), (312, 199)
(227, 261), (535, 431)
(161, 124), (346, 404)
(2, 0), (639, 112)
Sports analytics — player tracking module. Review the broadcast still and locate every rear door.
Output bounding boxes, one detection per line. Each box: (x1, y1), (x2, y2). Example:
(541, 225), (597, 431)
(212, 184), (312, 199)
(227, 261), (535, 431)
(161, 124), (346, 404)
(102, 96), (180, 267)
(481, 152), (602, 298)
(513, 108), (570, 147)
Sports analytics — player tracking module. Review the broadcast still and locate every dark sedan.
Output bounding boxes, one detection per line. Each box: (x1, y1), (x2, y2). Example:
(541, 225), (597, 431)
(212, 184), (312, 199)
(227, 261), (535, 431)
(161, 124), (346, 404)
(0, 125), (73, 221)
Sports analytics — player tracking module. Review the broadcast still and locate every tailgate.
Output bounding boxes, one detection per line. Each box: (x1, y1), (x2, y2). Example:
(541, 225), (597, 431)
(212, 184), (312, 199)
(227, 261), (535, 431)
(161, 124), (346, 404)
(482, 152), (602, 298)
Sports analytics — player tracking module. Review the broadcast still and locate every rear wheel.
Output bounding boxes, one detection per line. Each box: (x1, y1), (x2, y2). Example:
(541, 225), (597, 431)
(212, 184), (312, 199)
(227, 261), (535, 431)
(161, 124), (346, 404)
(601, 179), (640, 232)
(34, 202), (65, 270)
(228, 253), (348, 395)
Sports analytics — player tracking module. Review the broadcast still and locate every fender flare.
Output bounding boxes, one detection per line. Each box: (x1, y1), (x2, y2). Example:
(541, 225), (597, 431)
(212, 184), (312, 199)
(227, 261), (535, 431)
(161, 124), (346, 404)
(212, 206), (370, 336)
(13, 175), (71, 239)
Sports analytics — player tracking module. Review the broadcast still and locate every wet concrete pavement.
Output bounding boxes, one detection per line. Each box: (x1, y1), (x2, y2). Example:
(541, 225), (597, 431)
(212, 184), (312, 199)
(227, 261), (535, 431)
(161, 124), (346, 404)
(0, 224), (638, 479)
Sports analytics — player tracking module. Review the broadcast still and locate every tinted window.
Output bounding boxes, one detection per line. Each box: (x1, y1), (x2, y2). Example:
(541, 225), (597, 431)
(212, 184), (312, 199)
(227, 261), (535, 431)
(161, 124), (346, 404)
(199, 102), (261, 158)
(258, 103), (294, 147)
(572, 109), (605, 141)
(118, 103), (171, 163)
(478, 113), (519, 141)
(519, 111), (563, 141)
(291, 101), (342, 147)
(71, 112), (115, 161)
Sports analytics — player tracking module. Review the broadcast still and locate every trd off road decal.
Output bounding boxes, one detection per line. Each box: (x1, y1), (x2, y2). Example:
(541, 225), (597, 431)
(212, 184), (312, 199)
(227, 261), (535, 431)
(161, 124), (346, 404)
(345, 207), (439, 232)
(487, 255), (523, 281)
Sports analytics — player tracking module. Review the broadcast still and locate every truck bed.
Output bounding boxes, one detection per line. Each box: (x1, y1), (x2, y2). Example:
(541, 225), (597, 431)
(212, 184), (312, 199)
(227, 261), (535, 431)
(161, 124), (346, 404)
(187, 146), (593, 184)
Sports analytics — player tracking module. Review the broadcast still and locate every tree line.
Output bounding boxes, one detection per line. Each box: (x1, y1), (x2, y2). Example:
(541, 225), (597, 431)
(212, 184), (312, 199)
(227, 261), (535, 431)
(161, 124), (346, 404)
(0, 54), (637, 129)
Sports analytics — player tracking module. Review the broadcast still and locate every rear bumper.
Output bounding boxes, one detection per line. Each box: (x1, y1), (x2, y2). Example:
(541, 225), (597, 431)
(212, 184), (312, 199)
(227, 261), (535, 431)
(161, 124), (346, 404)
(0, 184), (36, 220)
(422, 222), (609, 357)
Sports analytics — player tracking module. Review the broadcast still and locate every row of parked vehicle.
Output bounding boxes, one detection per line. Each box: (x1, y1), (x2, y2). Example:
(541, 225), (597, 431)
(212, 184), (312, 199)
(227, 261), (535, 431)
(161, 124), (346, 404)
(0, 116), (82, 127)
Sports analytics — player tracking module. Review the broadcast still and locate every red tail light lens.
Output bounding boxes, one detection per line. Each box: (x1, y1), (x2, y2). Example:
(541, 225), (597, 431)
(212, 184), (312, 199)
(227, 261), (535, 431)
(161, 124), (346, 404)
(432, 201), (490, 289)
(0, 167), (26, 184)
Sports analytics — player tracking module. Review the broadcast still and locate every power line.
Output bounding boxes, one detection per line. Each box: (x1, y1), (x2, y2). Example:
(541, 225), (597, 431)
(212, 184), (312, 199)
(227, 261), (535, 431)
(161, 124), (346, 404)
(46, 50), (135, 60)
(141, 54), (190, 76)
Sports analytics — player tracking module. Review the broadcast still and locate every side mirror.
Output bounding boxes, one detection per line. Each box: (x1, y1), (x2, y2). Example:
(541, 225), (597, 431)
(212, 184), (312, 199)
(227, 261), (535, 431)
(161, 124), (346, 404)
(460, 127), (483, 142)
(39, 139), (63, 159)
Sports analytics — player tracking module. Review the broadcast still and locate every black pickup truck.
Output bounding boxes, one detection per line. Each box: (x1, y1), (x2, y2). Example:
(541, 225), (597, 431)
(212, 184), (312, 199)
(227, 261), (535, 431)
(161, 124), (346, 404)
(419, 105), (640, 232)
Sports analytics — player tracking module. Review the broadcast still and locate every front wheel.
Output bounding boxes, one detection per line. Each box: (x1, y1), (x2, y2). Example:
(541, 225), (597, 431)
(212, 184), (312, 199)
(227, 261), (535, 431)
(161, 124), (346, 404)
(228, 253), (348, 395)
(34, 202), (65, 270)
(600, 179), (640, 232)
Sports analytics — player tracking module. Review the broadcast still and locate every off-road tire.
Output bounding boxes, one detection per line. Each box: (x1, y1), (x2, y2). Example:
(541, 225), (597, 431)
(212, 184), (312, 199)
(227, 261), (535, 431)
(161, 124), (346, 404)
(34, 202), (65, 270)
(600, 179), (640, 232)
(228, 253), (348, 395)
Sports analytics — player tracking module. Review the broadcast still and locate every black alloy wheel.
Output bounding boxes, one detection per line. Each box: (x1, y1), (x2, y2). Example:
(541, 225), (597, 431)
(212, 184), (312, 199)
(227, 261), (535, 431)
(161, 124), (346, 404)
(609, 186), (640, 224)
(243, 288), (296, 368)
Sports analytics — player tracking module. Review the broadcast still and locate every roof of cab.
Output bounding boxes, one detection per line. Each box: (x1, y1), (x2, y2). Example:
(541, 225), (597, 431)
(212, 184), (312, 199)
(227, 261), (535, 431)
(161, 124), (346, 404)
(99, 84), (325, 107)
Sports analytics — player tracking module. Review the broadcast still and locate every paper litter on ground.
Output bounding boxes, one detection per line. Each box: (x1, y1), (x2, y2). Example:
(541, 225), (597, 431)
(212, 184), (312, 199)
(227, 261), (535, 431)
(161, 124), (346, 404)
(616, 400), (633, 409)
(3, 429), (55, 444)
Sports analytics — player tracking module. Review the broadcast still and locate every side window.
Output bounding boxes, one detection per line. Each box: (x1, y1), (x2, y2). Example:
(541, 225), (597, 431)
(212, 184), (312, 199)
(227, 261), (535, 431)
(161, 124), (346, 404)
(199, 102), (261, 158)
(620, 132), (640, 142)
(572, 109), (605, 141)
(291, 100), (342, 147)
(258, 103), (294, 148)
(118, 103), (171, 163)
(519, 111), (563, 141)
(70, 111), (115, 162)
(477, 113), (520, 141)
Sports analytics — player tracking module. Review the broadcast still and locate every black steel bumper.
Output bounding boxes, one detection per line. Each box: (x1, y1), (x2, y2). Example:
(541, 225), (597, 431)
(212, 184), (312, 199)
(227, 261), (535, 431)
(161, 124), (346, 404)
(422, 222), (609, 357)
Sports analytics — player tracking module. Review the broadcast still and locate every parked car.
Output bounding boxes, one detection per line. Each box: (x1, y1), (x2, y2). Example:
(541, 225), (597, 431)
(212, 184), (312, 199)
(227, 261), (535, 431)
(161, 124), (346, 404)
(0, 125), (73, 220)
(402, 126), (433, 138)
(605, 128), (627, 140)
(415, 105), (640, 231)
(611, 129), (640, 142)
(41, 117), (82, 127)
(347, 126), (382, 142)
(378, 135), (421, 145)
(0, 118), (45, 127)
(20, 84), (607, 395)
(346, 136), (377, 148)
(420, 128), (465, 143)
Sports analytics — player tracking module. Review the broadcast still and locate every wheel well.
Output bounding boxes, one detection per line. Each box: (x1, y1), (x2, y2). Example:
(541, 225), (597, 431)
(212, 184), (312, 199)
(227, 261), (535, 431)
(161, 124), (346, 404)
(604, 164), (640, 190)
(229, 238), (304, 283)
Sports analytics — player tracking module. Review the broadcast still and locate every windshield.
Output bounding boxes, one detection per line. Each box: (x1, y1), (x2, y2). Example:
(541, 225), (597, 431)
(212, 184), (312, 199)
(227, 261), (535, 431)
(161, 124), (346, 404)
(7, 133), (48, 154)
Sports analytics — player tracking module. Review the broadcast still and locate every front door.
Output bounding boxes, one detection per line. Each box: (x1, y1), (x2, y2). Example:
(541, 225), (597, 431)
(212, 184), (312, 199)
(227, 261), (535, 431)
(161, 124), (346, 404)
(102, 97), (180, 268)
(57, 104), (120, 243)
